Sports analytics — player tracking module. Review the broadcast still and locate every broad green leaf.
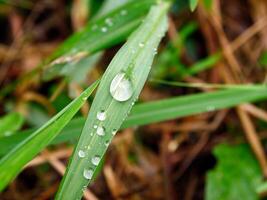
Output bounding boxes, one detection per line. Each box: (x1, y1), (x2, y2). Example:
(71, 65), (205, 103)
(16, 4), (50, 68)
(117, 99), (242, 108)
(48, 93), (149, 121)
(0, 112), (24, 137)
(56, 3), (169, 200)
(206, 144), (262, 200)
(189, 0), (199, 11)
(1, 87), (267, 157)
(43, 0), (156, 81)
(0, 80), (99, 191)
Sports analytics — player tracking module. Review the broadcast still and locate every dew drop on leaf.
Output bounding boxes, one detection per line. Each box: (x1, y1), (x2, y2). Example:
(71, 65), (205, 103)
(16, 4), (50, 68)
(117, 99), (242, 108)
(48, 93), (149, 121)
(206, 105), (215, 112)
(78, 150), (85, 158)
(101, 27), (107, 32)
(139, 42), (144, 48)
(91, 156), (101, 166)
(105, 18), (113, 26)
(110, 73), (133, 102)
(96, 126), (105, 136)
(120, 10), (127, 16)
(97, 110), (106, 121)
(83, 169), (93, 180)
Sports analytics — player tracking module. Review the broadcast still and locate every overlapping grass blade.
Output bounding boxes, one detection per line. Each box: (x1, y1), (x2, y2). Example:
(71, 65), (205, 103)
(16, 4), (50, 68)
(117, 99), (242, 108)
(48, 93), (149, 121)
(43, 0), (156, 81)
(56, 3), (169, 199)
(123, 87), (267, 127)
(190, 0), (199, 11)
(0, 112), (24, 138)
(0, 0), (155, 99)
(1, 86), (267, 158)
(0, 80), (99, 191)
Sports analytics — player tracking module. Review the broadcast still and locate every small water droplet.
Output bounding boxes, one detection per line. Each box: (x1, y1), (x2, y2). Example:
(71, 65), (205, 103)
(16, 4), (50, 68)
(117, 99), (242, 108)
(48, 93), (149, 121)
(120, 10), (127, 16)
(153, 48), (158, 55)
(93, 125), (98, 129)
(206, 105), (215, 112)
(91, 156), (101, 166)
(105, 18), (113, 26)
(83, 169), (93, 180)
(104, 140), (110, 146)
(82, 186), (87, 191)
(110, 73), (134, 102)
(97, 110), (106, 121)
(82, 96), (87, 101)
(96, 126), (105, 136)
(112, 129), (117, 135)
(131, 102), (135, 106)
(101, 27), (107, 32)
(78, 150), (85, 158)
(139, 42), (144, 48)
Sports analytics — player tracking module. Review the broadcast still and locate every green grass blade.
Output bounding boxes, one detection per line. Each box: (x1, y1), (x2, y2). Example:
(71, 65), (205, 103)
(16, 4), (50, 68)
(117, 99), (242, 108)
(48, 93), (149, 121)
(0, 0), (155, 98)
(189, 0), (199, 11)
(123, 87), (267, 127)
(1, 87), (267, 158)
(0, 80), (99, 191)
(43, 0), (156, 81)
(0, 112), (24, 138)
(56, 3), (169, 199)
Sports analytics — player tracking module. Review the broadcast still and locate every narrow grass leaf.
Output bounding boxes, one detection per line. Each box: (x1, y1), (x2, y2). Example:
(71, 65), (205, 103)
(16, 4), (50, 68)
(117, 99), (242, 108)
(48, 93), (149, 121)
(56, 3), (169, 199)
(0, 80), (99, 191)
(43, 0), (156, 81)
(190, 0), (199, 11)
(0, 0), (155, 98)
(0, 112), (24, 138)
(123, 87), (267, 127)
(1, 87), (267, 158)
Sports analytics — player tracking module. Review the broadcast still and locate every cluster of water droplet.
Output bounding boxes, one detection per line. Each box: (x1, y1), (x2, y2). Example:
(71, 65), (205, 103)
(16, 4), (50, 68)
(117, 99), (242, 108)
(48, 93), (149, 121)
(90, 9), (128, 35)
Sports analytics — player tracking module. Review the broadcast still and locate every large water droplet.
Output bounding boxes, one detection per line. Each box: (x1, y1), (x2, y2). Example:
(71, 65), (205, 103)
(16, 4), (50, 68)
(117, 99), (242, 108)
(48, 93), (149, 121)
(83, 169), (93, 180)
(91, 156), (101, 166)
(78, 150), (85, 158)
(97, 110), (106, 121)
(110, 73), (134, 102)
(96, 126), (105, 136)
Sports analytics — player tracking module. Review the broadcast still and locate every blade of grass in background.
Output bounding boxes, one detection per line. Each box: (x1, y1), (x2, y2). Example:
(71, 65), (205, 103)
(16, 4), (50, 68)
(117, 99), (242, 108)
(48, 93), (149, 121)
(189, 0), (199, 11)
(43, 0), (156, 81)
(0, 0), (155, 98)
(0, 112), (24, 138)
(1, 86), (267, 157)
(0, 80), (99, 191)
(56, 3), (169, 199)
(123, 87), (267, 127)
